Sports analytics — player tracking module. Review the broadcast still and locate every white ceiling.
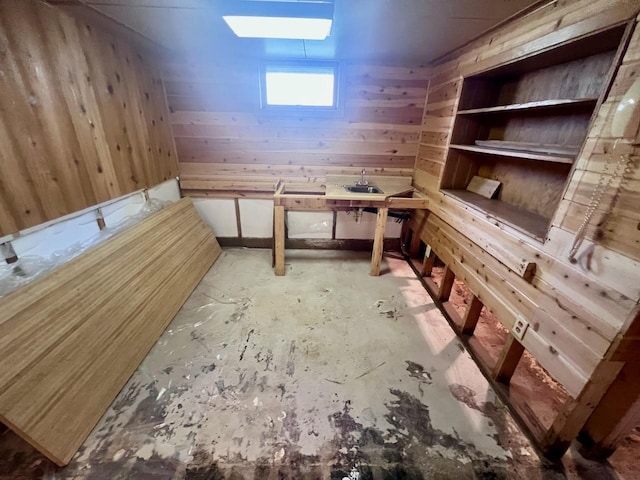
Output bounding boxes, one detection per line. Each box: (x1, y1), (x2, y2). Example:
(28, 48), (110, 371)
(80, 0), (542, 65)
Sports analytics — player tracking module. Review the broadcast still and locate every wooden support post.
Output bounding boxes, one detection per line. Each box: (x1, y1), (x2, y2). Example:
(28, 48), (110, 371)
(400, 220), (411, 249)
(274, 205), (285, 276)
(494, 334), (525, 384)
(541, 360), (625, 460)
(234, 198), (243, 238)
(437, 265), (455, 301)
(577, 308), (640, 458)
(271, 208), (276, 268)
(370, 207), (388, 276)
(409, 230), (422, 257)
(96, 207), (106, 230)
(461, 295), (483, 335)
(420, 248), (436, 277)
(579, 361), (640, 459)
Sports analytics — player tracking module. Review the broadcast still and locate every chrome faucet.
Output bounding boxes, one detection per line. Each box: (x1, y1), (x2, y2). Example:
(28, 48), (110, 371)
(356, 168), (368, 186)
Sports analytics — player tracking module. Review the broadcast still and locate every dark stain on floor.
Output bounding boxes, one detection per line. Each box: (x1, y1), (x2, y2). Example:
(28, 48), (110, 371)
(286, 341), (296, 377)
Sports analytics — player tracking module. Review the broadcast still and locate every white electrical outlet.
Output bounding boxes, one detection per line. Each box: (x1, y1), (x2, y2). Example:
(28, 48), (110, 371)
(512, 315), (529, 340)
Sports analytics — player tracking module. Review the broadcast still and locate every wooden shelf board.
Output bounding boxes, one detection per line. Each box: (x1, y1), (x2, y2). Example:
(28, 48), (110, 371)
(457, 98), (598, 115)
(475, 140), (580, 157)
(442, 189), (549, 241)
(450, 144), (575, 164)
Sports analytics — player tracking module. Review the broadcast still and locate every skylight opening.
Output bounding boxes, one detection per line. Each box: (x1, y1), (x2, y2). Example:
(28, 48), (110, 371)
(220, 1), (334, 41)
(222, 16), (332, 40)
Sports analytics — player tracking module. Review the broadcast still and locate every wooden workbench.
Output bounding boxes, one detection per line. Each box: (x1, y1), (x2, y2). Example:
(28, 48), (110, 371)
(273, 176), (429, 276)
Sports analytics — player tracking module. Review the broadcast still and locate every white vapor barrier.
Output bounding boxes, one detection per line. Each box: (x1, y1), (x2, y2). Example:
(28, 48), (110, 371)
(0, 199), (170, 299)
(192, 198), (238, 237)
(335, 210), (403, 239)
(239, 199), (273, 238)
(287, 211), (333, 239)
(11, 211), (101, 259)
(101, 192), (147, 227)
(148, 178), (181, 203)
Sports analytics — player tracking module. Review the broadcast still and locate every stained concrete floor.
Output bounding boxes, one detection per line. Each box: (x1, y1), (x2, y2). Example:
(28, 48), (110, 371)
(0, 249), (628, 479)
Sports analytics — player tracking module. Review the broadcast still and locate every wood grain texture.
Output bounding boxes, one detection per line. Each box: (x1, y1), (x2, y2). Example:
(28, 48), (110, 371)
(162, 61), (428, 196)
(274, 205), (285, 276)
(494, 334), (525, 384)
(461, 295), (484, 335)
(369, 207), (388, 276)
(0, 0), (178, 237)
(0, 198), (221, 466)
(466, 175), (501, 199)
(412, 2), (640, 457)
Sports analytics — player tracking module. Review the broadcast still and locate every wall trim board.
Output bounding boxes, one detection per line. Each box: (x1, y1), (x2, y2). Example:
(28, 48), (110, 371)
(217, 237), (401, 251)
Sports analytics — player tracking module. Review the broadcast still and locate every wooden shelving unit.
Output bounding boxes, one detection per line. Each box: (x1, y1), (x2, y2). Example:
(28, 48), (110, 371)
(440, 28), (624, 240)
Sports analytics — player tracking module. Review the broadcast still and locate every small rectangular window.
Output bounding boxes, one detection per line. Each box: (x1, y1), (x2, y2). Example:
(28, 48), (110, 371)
(261, 62), (340, 113)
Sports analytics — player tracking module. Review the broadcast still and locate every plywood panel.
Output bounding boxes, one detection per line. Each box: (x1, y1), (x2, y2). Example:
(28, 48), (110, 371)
(164, 61), (429, 196)
(0, 198), (220, 466)
(477, 158), (571, 219)
(0, 0), (178, 237)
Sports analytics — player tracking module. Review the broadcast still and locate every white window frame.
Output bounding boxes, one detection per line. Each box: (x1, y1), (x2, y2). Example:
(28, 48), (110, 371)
(259, 61), (343, 116)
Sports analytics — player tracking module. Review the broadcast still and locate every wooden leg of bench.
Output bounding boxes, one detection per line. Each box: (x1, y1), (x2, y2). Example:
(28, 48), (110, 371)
(370, 207), (388, 276)
(541, 360), (625, 460)
(400, 220), (411, 248)
(461, 295), (483, 335)
(437, 265), (455, 301)
(494, 334), (525, 384)
(420, 249), (436, 277)
(579, 360), (640, 459)
(274, 205), (285, 276)
(409, 230), (422, 257)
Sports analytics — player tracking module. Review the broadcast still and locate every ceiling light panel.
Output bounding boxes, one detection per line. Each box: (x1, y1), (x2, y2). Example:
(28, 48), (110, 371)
(221, 1), (334, 40)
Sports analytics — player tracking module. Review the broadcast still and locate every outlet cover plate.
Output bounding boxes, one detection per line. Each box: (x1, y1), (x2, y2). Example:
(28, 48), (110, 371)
(512, 315), (529, 340)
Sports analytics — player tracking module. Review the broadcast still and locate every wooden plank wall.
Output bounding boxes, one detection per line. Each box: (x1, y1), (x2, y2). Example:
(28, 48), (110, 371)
(412, 0), (640, 399)
(0, 0), (178, 237)
(161, 61), (429, 195)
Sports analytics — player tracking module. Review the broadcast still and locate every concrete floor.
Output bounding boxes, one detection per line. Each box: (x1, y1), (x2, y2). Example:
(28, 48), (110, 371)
(0, 249), (627, 479)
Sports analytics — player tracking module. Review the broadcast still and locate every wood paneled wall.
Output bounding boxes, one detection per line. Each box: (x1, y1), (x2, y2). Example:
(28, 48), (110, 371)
(0, 0), (178, 237)
(161, 61), (429, 195)
(412, 0), (640, 401)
